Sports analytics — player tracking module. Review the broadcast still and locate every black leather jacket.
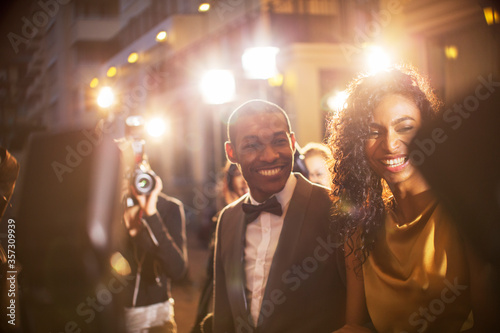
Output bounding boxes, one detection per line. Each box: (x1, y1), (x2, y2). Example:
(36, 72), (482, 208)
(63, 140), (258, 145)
(120, 193), (187, 307)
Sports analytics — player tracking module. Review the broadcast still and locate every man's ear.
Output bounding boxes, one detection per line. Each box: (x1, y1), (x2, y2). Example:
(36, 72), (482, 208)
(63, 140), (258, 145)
(290, 132), (296, 153)
(225, 141), (238, 164)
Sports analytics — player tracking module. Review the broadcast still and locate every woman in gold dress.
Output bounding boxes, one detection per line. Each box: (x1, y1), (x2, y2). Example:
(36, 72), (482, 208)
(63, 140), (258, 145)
(328, 66), (498, 332)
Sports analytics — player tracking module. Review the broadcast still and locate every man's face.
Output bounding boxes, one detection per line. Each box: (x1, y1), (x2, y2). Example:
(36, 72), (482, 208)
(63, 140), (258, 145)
(225, 112), (295, 203)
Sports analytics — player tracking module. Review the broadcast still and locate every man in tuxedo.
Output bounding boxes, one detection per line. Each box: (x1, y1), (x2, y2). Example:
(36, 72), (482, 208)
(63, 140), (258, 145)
(213, 100), (346, 333)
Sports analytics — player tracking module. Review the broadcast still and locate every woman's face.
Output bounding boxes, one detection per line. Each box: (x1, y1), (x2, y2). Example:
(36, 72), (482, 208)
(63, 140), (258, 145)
(364, 94), (422, 189)
(305, 154), (331, 188)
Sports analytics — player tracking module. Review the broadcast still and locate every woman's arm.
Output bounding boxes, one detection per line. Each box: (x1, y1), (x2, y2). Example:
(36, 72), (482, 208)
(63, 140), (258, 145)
(334, 243), (372, 333)
(345, 245), (370, 325)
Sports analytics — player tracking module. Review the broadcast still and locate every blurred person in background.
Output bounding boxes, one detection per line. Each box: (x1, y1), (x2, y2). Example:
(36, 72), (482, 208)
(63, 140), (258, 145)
(302, 142), (333, 188)
(119, 142), (188, 333)
(221, 162), (249, 208)
(329, 65), (499, 332)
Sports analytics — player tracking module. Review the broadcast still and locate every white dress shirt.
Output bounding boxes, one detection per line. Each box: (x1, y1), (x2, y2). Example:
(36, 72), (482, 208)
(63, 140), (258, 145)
(244, 174), (297, 326)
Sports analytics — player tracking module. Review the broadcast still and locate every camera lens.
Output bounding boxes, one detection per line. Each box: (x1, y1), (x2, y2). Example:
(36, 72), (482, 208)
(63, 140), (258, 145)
(138, 178), (150, 189)
(134, 172), (155, 195)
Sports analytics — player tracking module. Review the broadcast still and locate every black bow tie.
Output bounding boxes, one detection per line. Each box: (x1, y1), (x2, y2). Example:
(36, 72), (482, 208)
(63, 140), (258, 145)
(242, 196), (282, 224)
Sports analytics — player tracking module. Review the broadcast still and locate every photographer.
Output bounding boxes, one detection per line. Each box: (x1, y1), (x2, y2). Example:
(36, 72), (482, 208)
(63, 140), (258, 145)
(120, 148), (188, 333)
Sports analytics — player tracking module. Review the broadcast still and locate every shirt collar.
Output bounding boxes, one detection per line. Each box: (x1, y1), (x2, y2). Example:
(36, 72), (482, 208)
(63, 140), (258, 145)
(248, 173), (297, 208)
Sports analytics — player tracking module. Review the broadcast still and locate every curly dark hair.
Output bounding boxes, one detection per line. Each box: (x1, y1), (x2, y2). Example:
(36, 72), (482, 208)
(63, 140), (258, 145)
(327, 65), (442, 268)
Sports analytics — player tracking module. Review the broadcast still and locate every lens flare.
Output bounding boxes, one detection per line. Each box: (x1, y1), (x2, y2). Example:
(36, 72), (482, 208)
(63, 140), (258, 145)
(327, 90), (348, 112)
(146, 117), (168, 138)
(365, 46), (391, 73)
(110, 252), (131, 276)
(242, 47), (280, 79)
(199, 70), (235, 104)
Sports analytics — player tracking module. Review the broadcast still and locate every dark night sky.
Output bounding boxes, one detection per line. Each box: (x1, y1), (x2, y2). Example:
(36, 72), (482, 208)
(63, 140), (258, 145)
(1, 0), (34, 62)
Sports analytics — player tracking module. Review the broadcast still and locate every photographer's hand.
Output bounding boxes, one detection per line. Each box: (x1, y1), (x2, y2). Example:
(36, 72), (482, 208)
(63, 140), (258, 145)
(123, 204), (142, 237)
(132, 175), (163, 217)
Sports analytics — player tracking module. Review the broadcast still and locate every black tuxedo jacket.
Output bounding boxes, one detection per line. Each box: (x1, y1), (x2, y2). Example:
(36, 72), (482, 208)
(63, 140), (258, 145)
(213, 173), (346, 333)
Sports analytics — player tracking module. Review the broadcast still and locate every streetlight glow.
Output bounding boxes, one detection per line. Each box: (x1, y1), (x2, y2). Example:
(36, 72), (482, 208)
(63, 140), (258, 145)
(97, 86), (115, 108)
(198, 3), (210, 12)
(199, 70), (235, 104)
(107, 66), (117, 77)
(445, 45), (458, 59)
(128, 52), (139, 63)
(268, 73), (284, 87)
(242, 47), (280, 79)
(89, 77), (99, 88)
(483, 7), (499, 25)
(156, 31), (167, 42)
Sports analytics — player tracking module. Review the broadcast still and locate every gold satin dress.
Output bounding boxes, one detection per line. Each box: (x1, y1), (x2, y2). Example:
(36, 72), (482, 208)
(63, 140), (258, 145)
(363, 201), (473, 333)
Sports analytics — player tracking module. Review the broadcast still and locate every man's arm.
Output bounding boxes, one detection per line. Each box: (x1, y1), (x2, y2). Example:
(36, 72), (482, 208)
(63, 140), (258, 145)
(213, 211), (235, 332)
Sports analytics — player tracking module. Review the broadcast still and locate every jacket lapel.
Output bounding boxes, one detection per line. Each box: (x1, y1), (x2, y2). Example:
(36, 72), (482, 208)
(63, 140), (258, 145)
(226, 195), (252, 320)
(257, 174), (312, 323)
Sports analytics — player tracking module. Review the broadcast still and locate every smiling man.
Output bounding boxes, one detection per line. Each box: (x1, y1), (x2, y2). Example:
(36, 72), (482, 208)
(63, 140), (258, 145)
(212, 100), (346, 333)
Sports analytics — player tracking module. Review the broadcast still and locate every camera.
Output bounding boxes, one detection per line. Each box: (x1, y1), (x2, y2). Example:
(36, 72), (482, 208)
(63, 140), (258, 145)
(132, 160), (156, 195)
(125, 116), (156, 196)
